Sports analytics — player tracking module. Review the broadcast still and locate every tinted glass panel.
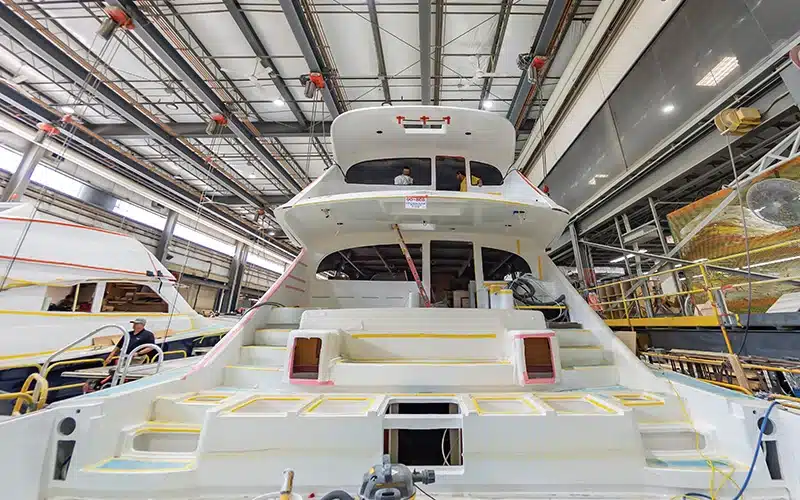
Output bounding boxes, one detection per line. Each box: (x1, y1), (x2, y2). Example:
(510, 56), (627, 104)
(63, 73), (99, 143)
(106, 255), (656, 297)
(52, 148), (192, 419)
(542, 104), (627, 211)
(469, 162), (504, 186)
(482, 247), (532, 281)
(744, 0), (800, 48)
(317, 244), (422, 281)
(345, 158), (431, 185)
(436, 156), (465, 191)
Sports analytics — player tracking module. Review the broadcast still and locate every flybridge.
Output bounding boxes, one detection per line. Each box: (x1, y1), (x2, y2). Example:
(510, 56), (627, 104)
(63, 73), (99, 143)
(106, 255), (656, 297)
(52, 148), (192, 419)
(330, 106), (516, 172)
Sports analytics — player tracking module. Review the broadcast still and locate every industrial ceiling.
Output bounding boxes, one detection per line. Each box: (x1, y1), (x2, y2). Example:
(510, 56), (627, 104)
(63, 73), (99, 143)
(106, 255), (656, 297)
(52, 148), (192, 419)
(0, 0), (601, 246)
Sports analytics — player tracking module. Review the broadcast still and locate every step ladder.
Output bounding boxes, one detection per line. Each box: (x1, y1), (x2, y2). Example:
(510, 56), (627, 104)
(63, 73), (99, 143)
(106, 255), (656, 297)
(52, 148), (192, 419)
(393, 223), (431, 307)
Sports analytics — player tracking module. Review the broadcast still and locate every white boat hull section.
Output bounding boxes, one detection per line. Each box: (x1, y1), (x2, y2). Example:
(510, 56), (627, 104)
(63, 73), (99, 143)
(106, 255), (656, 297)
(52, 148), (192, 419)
(0, 204), (205, 358)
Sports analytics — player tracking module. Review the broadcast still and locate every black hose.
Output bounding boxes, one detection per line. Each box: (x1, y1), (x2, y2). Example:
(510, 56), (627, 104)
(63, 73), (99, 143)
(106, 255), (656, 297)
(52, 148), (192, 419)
(319, 490), (355, 500)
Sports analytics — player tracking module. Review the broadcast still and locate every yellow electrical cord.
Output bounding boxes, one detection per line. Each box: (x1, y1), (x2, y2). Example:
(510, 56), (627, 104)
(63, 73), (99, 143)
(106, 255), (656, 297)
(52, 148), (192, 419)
(665, 378), (742, 500)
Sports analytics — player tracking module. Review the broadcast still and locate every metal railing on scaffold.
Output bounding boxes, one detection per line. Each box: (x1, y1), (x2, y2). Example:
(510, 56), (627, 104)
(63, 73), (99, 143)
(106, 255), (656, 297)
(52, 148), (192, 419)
(580, 239), (800, 354)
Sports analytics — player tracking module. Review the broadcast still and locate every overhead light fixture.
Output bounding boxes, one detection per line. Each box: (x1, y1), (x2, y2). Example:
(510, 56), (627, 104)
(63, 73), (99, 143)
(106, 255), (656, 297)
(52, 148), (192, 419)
(59, 105), (76, 114)
(273, 98), (285, 106)
(248, 173), (256, 179)
(482, 100), (493, 110)
(609, 250), (648, 263)
(165, 102), (179, 111)
(661, 103), (675, 114)
(268, 230), (276, 236)
(697, 56), (739, 87)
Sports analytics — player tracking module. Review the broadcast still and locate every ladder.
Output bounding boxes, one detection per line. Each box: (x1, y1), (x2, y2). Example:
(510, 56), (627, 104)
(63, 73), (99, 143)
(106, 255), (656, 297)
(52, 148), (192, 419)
(392, 224), (431, 307)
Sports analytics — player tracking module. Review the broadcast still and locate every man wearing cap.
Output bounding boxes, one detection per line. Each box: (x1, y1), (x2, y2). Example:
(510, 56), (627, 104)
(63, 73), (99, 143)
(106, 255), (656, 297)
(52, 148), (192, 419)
(103, 318), (156, 366)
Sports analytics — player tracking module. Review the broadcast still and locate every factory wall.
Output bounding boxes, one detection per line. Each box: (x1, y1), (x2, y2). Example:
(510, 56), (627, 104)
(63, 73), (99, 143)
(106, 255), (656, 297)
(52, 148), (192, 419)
(541, 0), (800, 212)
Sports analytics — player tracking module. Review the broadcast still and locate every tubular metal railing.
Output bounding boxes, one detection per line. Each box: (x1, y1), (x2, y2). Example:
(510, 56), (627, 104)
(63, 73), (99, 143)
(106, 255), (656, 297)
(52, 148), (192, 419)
(116, 343), (164, 385)
(582, 239), (800, 354)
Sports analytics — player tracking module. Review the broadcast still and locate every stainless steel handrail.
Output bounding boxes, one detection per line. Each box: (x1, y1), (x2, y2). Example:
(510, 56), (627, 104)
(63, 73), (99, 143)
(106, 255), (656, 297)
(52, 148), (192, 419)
(38, 324), (129, 399)
(115, 343), (164, 386)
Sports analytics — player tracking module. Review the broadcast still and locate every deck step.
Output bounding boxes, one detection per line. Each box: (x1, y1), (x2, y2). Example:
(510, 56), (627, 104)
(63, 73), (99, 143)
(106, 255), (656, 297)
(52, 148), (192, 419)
(554, 328), (596, 347)
(152, 391), (239, 424)
(223, 365), (284, 389)
(559, 345), (610, 366)
(560, 365), (618, 389)
(253, 328), (292, 347)
(240, 345), (288, 366)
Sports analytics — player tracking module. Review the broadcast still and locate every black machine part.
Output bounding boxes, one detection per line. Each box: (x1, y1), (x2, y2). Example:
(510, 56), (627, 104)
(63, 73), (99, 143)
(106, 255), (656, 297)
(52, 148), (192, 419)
(358, 455), (435, 500)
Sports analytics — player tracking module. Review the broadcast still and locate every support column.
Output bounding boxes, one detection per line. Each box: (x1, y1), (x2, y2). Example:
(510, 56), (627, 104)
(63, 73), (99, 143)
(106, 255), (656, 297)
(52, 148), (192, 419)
(622, 213), (653, 317)
(648, 197), (681, 294)
(613, 217), (634, 278)
(223, 242), (248, 312)
(0, 130), (46, 202)
(155, 209), (178, 264)
(419, 0), (432, 104)
(568, 223), (587, 289)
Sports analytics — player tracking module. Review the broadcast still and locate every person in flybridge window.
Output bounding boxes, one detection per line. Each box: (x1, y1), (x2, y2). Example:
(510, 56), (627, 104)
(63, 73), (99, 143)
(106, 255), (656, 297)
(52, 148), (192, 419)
(394, 166), (414, 185)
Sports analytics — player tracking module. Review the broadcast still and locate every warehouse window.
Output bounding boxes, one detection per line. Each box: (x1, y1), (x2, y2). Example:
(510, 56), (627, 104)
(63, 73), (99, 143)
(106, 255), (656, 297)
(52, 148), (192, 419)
(101, 282), (168, 313)
(345, 158), (431, 185)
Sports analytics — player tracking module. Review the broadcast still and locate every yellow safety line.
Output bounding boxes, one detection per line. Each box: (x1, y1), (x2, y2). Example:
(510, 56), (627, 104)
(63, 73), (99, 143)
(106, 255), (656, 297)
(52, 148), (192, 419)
(350, 333), (496, 339)
(183, 394), (229, 403)
(605, 316), (721, 328)
(0, 310), (190, 318)
(225, 365), (281, 371)
(134, 426), (201, 435)
(339, 359), (509, 365)
(303, 396), (373, 414)
(228, 396), (310, 413)
(84, 457), (195, 473)
(471, 396), (541, 415)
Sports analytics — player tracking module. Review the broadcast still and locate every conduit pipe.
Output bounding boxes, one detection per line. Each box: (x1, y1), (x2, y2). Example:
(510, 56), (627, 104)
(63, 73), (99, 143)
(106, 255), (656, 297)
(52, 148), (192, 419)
(0, 113), (294, 264)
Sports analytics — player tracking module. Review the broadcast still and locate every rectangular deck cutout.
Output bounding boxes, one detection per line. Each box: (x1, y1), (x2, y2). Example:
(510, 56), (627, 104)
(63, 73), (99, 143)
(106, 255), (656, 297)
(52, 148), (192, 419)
(291, 337), (321, 380)
(388, 402), (459, 415)
(523, 336), (555, 383)
(385, 428), (463, 467)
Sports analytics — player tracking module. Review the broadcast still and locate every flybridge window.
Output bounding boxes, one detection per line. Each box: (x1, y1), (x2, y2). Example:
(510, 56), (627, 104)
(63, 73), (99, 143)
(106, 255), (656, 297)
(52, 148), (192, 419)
(101, 282), (168, 313)
(469, 161), (504, 186)
(345, 158), (431, 185)
(482, 247), (532, 282)
(436, 156), (465, 191)
(316, 244), (422, 281)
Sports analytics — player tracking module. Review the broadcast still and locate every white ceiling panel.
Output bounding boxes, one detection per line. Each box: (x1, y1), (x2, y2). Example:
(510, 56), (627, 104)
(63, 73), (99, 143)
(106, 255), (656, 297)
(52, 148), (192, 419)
(316, 14), (377, 77)
(375, 12), (419, 75)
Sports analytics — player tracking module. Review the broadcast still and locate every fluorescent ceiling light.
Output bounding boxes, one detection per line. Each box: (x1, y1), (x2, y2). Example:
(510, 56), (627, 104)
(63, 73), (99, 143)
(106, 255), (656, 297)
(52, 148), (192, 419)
(747, 255), (800, 269)
(482, 100), (493, 110)
(59, 105), (76, 114)
(609, 250), (648, 263)
(661, 103), (675, 114)
(697, 56), (739, 87)
(273, 98), (285, 106)
(268, 230), (276, 236)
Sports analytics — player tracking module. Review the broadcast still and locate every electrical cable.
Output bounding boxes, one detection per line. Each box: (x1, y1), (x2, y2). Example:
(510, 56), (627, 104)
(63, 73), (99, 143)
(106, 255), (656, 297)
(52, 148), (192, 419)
(414, 484), (438, 500)
(723, 137), (753, 355)
(730, 400), (780, 500)
(440, 429), (451, 466)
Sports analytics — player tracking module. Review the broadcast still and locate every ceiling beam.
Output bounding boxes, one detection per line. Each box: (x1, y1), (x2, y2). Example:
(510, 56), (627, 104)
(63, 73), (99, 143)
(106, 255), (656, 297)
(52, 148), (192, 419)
(221, 0), (309, 127)
(479, 0), (513, 106)
(111, 0), (303, 195)
(507, 0), (572, 127)
(0, 3), (267, 210)
(419, 0), (432, 105)
(0, 82), (296, 257)
(86, 121), (330, 139)
(210, 194), (292, 206)
(366, 0), (391, 104)
(278, 0), (341, 118)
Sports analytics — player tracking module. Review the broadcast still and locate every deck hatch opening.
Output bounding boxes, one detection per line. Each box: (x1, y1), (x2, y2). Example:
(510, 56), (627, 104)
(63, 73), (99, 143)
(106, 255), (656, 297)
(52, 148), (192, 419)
(384, 428), (463, 467)
(523, 337), (554, 380)
(388, 402), (459, 415)
(291, 337), (321, 379)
